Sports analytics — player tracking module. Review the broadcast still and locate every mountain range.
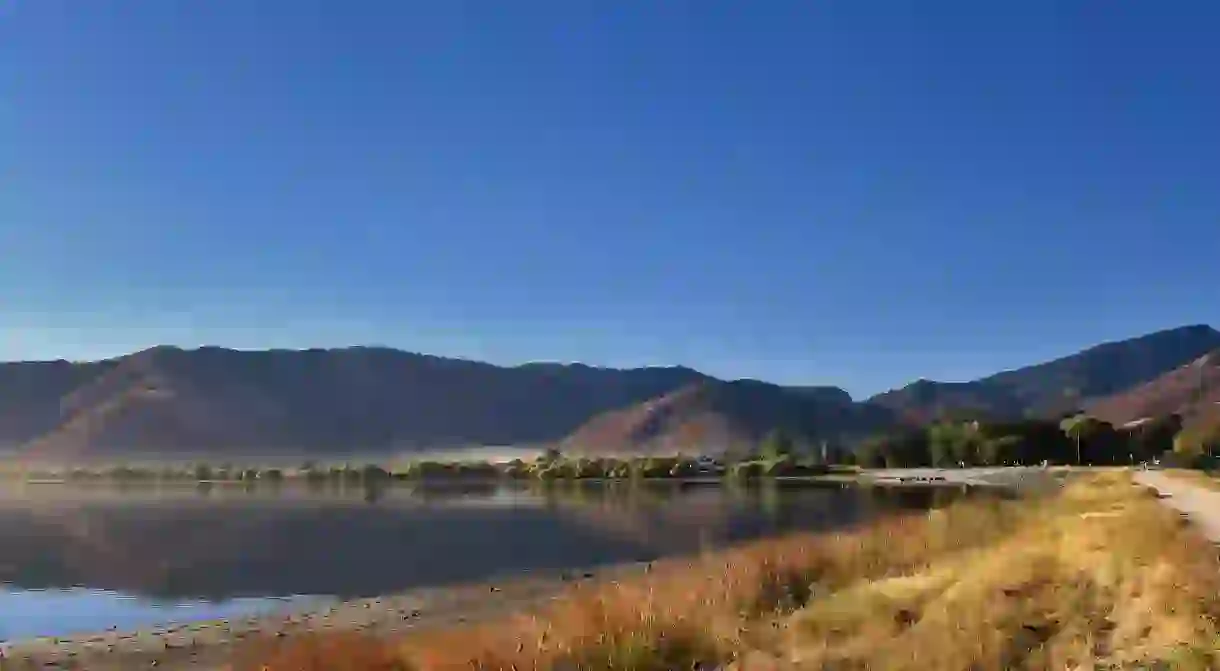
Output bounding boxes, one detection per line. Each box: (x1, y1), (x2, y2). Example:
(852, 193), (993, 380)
(3, 325), (1219, 460)
(869, 324), (1220, 423)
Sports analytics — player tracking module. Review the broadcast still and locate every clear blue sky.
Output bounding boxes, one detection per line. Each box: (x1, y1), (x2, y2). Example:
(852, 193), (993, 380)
(2, 2), (1218, 398)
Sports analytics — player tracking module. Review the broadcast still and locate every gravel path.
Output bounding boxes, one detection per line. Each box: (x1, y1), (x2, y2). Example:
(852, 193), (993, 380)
(1133, 470), (1220, 542)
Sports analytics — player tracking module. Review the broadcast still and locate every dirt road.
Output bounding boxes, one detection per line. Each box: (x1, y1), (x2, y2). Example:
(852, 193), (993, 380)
(1133, 470), (1220, 542)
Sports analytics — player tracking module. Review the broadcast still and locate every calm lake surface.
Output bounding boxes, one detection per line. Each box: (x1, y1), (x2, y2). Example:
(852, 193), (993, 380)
(0, 480), (967, 641)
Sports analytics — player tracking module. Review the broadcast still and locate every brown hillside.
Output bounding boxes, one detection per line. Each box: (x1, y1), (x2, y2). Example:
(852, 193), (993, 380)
(24, 348), (279, 459)
(2, 324), (1215, 460)
(561, 380), (888, 456)
(870, 325), (1220, 421)
(4, 346), (711, 459)
(0, 359), (113, 445)
(561, 384), (736, 456)
(1087, 350), (1220, 428)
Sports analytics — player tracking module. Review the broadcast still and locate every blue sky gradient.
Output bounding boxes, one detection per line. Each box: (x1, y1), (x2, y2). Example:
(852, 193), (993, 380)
(2, 2), (1218, 397)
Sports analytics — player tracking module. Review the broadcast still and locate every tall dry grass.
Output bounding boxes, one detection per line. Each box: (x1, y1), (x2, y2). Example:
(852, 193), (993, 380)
(782, 472), (1220, 669)
(235, 632), (407, 671)
(249, 473), (1220, 670)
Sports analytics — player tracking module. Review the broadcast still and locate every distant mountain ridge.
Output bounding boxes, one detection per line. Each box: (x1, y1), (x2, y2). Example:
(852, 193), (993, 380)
(6, 347), (712, 458)
(561, 380), (884, 456)
(867, 325), (1220, 423)
(0, 324), (1216, 459)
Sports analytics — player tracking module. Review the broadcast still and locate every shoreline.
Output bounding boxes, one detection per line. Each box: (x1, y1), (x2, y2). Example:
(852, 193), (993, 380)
(253, 471), (1220, 671)
(0, 468), (1049, 670)
(0, 564), (648, 671)
(1, 469), (1039, 491)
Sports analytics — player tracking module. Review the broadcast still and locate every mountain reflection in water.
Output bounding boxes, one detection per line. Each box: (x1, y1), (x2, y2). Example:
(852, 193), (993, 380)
(0, 481), (968, 602)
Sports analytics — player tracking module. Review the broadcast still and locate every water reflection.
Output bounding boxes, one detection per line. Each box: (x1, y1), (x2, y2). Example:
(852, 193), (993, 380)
(0, 481), (968, 637)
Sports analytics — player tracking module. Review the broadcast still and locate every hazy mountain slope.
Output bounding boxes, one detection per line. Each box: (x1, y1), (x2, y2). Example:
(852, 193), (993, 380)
(13, 346), (711, 457)
(562, 380), (892, 455)
(869, 325), (1220, 422)
(0, 359), (115, 446)
(1087, 350), (1220, 428)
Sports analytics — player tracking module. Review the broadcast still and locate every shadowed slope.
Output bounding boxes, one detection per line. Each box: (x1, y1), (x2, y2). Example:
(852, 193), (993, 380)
(870, 325), (1220, 422)
(2, 324), (1216, 459)
(1088, 349), (1220, 428)
(12, 347), (709, 457)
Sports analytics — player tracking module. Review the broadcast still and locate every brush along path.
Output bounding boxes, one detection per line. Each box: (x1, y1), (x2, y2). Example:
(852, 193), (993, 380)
(250, 471), (1220, 671)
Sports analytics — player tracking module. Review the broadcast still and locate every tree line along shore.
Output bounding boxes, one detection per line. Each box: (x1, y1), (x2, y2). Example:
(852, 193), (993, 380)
(1, 453), (844, 486)
(4, 412), (1218, 485)
(857, 411), (1219, 469)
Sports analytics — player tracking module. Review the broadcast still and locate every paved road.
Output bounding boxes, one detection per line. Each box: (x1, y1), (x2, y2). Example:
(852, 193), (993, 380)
(1133, 470), (1220, 542)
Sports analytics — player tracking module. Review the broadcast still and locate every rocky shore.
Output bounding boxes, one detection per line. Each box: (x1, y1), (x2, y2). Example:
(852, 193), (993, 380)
(0, 565), (639, 670)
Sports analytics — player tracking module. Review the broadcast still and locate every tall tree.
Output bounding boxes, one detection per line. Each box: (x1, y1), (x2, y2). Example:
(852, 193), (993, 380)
(1060, 415), (1089, 465)
(1061, 415), (1122, 465)
(1125, 414), (1183, 462)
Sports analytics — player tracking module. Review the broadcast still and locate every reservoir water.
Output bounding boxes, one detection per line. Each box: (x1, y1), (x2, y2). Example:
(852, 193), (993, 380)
(0, 480), (964, 641)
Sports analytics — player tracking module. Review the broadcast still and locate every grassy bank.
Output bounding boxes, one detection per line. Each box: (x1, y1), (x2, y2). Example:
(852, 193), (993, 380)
(245, 471), (1220, 670)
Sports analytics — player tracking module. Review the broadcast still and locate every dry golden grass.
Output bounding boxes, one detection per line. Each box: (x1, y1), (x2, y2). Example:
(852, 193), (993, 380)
(782, 473), (1220, 670)
(250, 473), (1220, 671)
(234, 632), (408, 671)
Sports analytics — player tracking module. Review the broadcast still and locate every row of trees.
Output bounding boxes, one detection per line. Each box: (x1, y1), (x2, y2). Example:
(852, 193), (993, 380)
(14, 451), (821, 485)
(854, 413), (1218, 469)
(504, 446), (830, 480)
(23, 464), (289, 483)
(17, 417), (1216, 484)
